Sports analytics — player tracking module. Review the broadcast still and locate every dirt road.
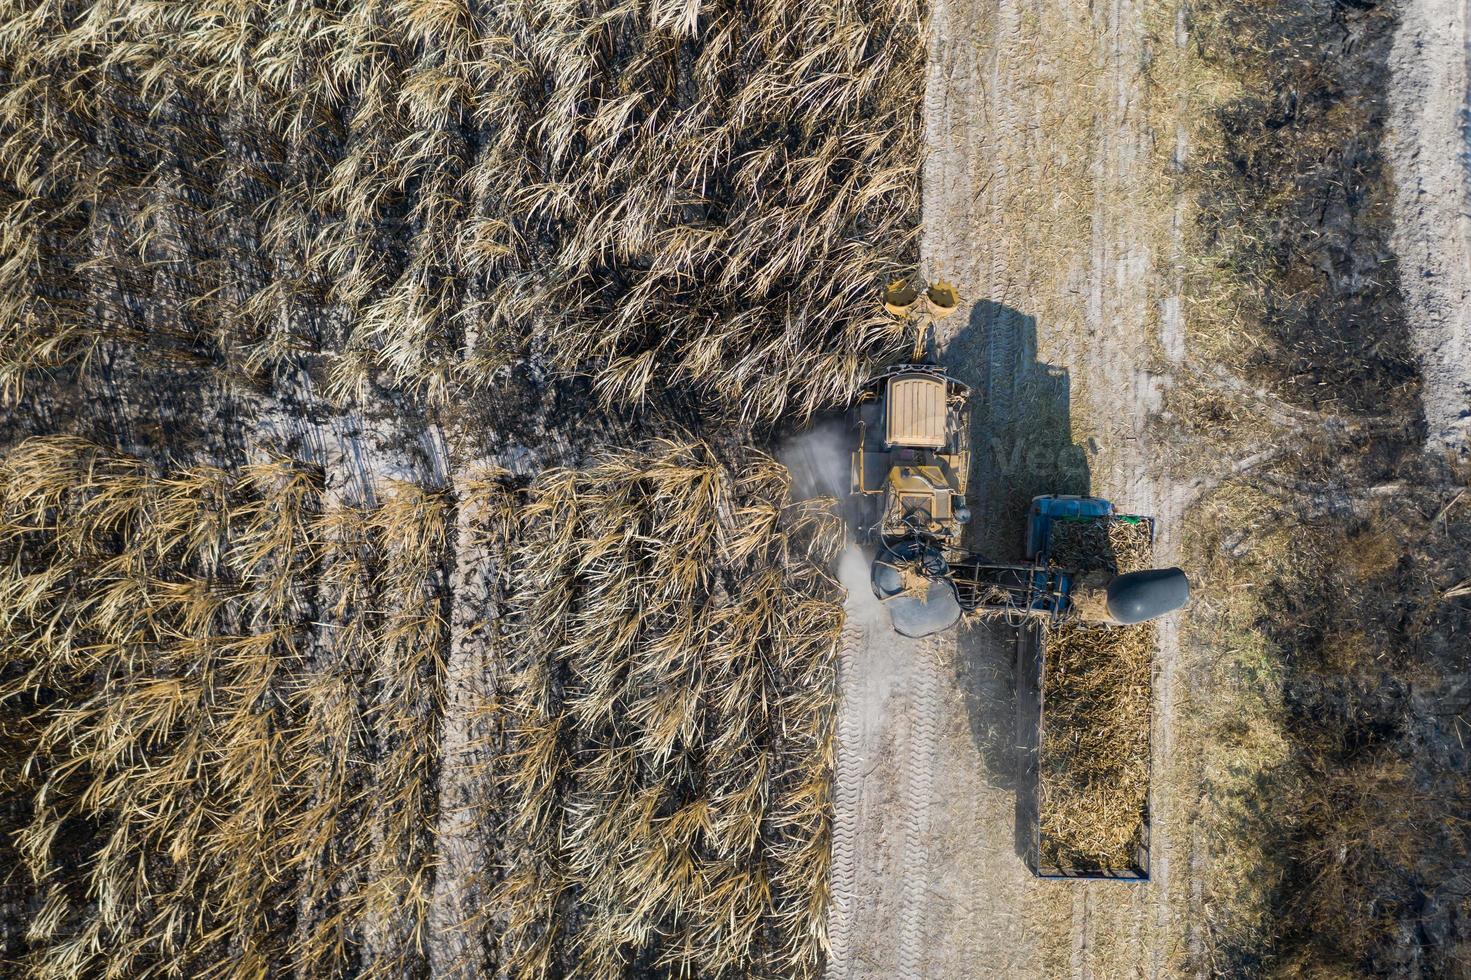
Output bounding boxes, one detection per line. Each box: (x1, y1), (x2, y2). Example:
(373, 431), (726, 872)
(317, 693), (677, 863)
(824, 550), (941, 978)
(1389, 0), (1471, 452)
(826, 0), (1196, 974)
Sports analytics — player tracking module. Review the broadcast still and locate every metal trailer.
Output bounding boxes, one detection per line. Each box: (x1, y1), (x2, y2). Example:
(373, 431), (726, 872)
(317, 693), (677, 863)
(1020, 496), (1155, 881)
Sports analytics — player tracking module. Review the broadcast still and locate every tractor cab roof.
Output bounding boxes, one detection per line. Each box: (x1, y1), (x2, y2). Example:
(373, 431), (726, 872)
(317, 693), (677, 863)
(885, 373), (948, 449)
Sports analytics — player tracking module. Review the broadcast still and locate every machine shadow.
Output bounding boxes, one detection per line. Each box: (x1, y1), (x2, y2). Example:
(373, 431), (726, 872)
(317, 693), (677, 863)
(942, 300), (1091, 861)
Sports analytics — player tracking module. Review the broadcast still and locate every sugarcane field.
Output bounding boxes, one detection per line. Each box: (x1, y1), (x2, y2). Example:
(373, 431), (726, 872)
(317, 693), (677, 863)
(2, 0), (1470, 977)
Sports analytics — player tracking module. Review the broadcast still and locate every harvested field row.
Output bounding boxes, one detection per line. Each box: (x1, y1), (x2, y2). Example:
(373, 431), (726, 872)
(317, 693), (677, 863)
(0, 436), (842, 978)
(0, 0), (921, 420)
(1038, 517), (1155, 876)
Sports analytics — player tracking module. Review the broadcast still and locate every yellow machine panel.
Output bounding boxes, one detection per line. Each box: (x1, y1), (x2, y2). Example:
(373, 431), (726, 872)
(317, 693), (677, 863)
(887, 464), (954, 520)
(886, 375), (947, 449)
(850, 446), (890, 495)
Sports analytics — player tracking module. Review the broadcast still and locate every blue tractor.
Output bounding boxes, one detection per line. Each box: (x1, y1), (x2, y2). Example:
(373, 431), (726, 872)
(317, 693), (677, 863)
(848, 359), (1189, 638)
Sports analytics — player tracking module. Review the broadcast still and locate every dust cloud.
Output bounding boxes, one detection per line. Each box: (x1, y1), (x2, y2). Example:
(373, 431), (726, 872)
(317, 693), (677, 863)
(778, 419), (853, 501)
(836, 542), (888, 628)
(777, 421), (887, 627)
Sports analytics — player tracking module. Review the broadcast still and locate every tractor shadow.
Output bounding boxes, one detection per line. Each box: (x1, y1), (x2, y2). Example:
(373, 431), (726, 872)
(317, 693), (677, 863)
(941, 300), (1091, 861)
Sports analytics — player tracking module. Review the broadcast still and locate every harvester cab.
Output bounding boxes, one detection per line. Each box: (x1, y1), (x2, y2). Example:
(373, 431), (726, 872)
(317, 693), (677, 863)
(849, 365), (972, 546)
(848, 362), (973, 636)
(849, 326), (1189, 638)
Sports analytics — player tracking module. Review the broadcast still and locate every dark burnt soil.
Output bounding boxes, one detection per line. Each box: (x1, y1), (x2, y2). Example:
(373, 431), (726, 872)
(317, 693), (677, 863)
(1187, 0), (1471, 974)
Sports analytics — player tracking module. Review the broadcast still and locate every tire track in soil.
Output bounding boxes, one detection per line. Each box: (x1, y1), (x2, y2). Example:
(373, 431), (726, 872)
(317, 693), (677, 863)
(894, 637), (943, 978)
(824, 624), (866, 978)
(825, 544), (918, 979)
(1389, 0), (1471, 451)
(983, 0), (1024, 326)
(428, 479), (499, 979)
